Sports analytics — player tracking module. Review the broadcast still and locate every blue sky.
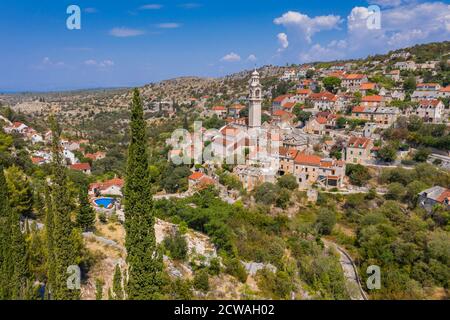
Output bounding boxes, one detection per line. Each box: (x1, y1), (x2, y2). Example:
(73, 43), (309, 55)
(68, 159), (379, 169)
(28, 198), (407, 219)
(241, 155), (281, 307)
(0, 0), (449, 92)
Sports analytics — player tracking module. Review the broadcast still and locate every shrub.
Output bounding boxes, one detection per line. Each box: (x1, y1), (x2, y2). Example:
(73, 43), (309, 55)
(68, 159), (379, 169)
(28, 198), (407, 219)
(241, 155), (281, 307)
(193, 269), (210, 292)
(225, 258), (248, 283)
(164, 231), (188, 261)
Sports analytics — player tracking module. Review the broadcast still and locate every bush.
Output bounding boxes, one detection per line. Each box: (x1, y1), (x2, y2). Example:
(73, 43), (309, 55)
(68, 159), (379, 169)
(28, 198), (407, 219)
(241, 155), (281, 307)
(386, 182), (406, 201)
(164, 231), (188, 261)
(346, 164), (371, 186)
(277, 174), (298, 191)
(208, 258), (221, 276)
(193, 269), (210, 292)
(254, 182), (280, 205)
(225, 258), (248, 283)
(315, 208), (337, 235)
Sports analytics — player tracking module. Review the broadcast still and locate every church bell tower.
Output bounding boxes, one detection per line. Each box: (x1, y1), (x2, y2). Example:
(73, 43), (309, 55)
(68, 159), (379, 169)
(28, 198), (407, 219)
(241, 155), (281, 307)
(248, 69), (262, 128)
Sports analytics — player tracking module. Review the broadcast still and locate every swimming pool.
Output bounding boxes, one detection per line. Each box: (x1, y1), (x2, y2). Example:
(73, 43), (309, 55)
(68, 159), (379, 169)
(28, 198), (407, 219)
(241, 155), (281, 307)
(94, 197), (115, 209)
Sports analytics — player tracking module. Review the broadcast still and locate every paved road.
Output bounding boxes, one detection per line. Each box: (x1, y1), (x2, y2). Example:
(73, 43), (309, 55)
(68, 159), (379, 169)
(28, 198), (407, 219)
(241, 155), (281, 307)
(322, 239), (368, 300)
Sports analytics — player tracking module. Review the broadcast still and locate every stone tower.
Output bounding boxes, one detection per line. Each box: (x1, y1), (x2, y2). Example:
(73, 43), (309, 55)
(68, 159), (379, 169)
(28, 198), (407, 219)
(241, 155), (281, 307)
(248, 69), (262, 128)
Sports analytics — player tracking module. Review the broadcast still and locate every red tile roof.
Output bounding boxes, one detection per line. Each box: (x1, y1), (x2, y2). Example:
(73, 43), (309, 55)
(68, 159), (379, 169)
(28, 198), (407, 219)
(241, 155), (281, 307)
(360, 83), (376, 90)
(189, 172), (204, 181)
(362, 95), (383, 102)
(344, 74), (366, 80)
(273, 94), (292, 103)
(70, 163), (91, 171)
(294, 153), (322, 166)
(348, 137), (371, 149)
(352, 106), (366, 113)
(419, 99), (441, 107)
(309, 92), (336, 102)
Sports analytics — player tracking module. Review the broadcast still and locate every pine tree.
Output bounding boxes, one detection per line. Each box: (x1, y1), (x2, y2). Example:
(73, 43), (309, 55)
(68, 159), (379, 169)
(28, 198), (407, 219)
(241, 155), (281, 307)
(0, 165), (13, 299)
(76, 186), (96, 231)
(44, 184), (55, 299)
(95, 278), (104, 300)
(48, 116), (81, 300)
(0, 165), (30, 299)
(112, 264), (123, 300)
(124, 89), (163, 299)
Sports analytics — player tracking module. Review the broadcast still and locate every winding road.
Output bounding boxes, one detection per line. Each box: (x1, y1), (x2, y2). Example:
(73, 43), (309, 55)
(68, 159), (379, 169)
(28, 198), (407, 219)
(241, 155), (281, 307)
(322, 239), (368, 300)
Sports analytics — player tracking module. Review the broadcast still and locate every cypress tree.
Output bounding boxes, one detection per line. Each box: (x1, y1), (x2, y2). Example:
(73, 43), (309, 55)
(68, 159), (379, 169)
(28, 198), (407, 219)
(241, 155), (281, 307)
(48, 116), (80, 300)
(44, 184), (55, 299)
(76, 186), (96, 232)
(0, 165), (30, 300)
(0, 165), (13, 299)
(112, 264), (123, 300)
(124, 89), (163, 299)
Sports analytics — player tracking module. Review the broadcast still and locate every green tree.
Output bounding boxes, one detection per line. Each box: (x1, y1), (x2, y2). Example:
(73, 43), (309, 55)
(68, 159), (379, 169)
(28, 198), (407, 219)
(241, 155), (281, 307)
(112, 264), (124, 300)
(0, 166), (29, 299)
(413, 148), (431, 162)
(124, 89), (163, 300)
(322, 76), (341, 94)
(95, 278), (104, 300)
(315, 208), (337, 235)
(377, 144), (397, 163)
(277, 174), (298, 191)
(193, 269), (210, 292)
(163, 231), (188, 261)
(4, 166), (33, 218)
(48, 116), (81, 300)
(76, 187), (96, 231)
(254, 182), (279, 205)
(346, 164), (371, 186)
(403, 76), (417, 93)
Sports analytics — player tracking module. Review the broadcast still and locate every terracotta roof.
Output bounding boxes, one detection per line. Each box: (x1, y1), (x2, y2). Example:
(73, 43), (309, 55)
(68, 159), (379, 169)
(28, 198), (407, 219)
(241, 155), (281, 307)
(362, 95), (383, 102)
(282, 102), (296, 109)
(419, 99), (441, 107)
(417, 83), (439, 87)
(279, 147), (298, 159)
(189, 172), (204, 181)
(436, 190), (450, 203)
(70, 163), (91, 171)
(439, 86), (450, 93)
(348, 137), (371, 149)
(309, 92), (336, 102)
(31, 157), (44, 164)
(316, 116), (328, 124)
(273, 110), (293, 117)
(273, 94), (292, 103)
(294, 153), (322, 166)
(296, 89), (312, 95)
(360, 83), (376, 90)
(344, 74), (366, 80)
(352, 106), (366, 113)
(212, 105), (226, 111)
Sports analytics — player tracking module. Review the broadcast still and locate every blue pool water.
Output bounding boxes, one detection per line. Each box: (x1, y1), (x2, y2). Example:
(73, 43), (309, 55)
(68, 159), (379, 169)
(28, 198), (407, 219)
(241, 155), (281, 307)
(94, 198), (115, 208)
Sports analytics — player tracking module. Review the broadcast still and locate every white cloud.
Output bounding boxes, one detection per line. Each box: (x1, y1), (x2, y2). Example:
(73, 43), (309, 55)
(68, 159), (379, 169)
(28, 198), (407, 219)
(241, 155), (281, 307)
(84, 60), (115, 68)
(278, 2), (450, 63)
(33, 57), (66, 70)
(109, 27), (145, 37)
(156, 23), (182, 29)
(247, 54), (257, 62)
(277, 33), (289, 52)
(221, 52), (241, 62)
(140, 4), (163, 10)
(274, 11), (342, 43)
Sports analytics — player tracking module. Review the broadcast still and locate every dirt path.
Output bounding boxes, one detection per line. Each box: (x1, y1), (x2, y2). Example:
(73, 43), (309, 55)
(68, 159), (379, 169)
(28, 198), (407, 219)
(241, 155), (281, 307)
(322, 239), (368, 300)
